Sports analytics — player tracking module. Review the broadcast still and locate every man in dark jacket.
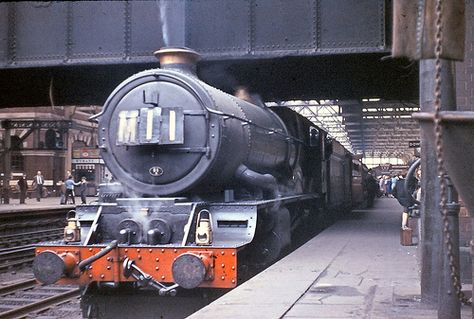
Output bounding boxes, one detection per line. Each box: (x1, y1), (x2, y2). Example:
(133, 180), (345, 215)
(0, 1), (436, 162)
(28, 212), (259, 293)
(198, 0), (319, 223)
(77, 177), (87, 204)
(365, 171), (378, 208)
(17, 175), (27, 204)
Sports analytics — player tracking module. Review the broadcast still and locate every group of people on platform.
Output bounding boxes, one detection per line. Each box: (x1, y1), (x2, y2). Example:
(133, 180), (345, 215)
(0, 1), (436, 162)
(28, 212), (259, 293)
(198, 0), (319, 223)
(15, 171), (47, 204)
(15, 170), (88, 205)
(365, 172), (405, 208)
(366, 166), (422, 230)
(377, 175), (402, 198)
(57, 175), (88, 205)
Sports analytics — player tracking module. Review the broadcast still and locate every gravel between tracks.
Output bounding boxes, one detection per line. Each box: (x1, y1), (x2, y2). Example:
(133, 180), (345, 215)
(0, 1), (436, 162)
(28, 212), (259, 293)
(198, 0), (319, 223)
(0, 267), (32, 284)
(0, 267), (83, 319)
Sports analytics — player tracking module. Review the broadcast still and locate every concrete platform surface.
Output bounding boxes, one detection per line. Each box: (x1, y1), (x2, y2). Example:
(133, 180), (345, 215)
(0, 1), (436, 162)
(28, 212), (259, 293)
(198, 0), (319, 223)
(188, 198), (471, 319)
(0, 196), (96, 212)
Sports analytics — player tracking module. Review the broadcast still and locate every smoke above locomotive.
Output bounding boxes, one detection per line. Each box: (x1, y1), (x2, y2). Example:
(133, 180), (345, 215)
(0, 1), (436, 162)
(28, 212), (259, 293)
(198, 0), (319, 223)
(97, 47), (300, 197)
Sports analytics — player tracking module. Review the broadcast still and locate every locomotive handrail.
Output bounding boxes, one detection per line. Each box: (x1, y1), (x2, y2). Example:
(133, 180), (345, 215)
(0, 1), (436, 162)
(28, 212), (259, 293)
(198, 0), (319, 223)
(95, 70), (306, 145)
(161, 72), (306, 144)
(84, 205), (103, 245)
(182, 203), (199, 246)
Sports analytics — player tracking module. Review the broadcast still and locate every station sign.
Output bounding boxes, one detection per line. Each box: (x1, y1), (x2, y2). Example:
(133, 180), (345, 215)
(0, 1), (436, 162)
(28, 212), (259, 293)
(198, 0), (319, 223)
(408, 140), (420, 148)
(71, 158), (104, 164)
(2, 120), (72, 130)
(73, 148), (101, 158)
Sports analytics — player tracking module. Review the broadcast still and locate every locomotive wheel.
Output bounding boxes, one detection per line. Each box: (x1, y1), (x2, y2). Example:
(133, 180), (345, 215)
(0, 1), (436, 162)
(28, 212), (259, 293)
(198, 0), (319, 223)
(250, 207), (292, 265)
(252, 231), (283, 265)
(256, 209), (275, 233)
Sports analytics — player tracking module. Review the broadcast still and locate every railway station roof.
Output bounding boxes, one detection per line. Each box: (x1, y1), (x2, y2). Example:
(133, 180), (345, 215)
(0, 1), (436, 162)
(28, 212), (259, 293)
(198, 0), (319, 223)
(269, 99), (420, 163)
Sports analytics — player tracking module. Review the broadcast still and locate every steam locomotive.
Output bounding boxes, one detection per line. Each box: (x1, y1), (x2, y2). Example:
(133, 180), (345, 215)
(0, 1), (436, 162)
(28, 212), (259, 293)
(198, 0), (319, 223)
(33, 48), (367, 317)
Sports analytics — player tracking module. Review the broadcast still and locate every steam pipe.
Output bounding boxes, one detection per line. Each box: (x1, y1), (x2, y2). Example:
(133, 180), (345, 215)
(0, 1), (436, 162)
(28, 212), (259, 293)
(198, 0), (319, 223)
(235, 164), (279, 197)
(78, 240), (118, 271)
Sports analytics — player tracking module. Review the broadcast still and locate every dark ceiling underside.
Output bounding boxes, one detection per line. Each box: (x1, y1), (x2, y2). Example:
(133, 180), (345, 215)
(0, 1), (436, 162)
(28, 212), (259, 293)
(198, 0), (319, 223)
(0, 53), (418, 107)
(0, 0), (420, 159)
(0, 53), (419, 159)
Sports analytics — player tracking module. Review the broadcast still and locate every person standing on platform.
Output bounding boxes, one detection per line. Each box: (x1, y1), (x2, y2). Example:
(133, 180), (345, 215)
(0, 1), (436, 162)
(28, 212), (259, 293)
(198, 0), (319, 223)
(392, 174), (417, 229)
(56, 180), (66, 204)
(365, 171), (378, 208)
(391, 175), (398, 194)
(385, 176), (392, 197)
(77, 177), (87, 204)
(32, 171), (44, 202)
(378, 176), (386, 197)
(17, 175), (27, 204)
(64, 175), (78, 205)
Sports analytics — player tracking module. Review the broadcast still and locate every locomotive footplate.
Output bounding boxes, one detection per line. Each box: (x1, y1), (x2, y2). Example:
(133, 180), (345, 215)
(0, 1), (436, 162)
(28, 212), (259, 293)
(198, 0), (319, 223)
(34, 245), (237, 289)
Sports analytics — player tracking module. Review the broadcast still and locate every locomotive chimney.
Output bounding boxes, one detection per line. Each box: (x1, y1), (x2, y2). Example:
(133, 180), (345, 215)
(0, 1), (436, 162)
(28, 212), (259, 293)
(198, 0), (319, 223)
(154, 47), (200, 76)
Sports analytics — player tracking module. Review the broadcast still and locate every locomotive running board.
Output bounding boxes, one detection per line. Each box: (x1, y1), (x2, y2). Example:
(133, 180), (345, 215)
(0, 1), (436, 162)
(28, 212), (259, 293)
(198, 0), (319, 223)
(204, 194), (319, 247)
(218, 194), (319, 208)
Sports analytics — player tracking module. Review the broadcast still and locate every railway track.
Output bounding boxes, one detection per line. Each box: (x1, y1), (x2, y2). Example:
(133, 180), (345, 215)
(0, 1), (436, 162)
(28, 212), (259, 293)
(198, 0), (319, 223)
(0, 207), (68, 274)
(0, 278), (80, 319)
(0, 228), (63, 249)
(0, 228), (64, 272)
(0, 207), (69, 240)
(0, 227), (64, 273)
(0, 245), (36, 272)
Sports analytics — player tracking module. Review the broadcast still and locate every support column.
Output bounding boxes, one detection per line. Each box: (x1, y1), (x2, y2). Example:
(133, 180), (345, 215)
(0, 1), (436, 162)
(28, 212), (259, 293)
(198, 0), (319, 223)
(2, 128), (11, 203)
(419, 59), (460, 317)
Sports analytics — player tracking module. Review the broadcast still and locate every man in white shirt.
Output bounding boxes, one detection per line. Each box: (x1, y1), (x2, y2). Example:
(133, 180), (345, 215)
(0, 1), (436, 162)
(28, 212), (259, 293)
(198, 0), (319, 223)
(33, 171), (44, 202)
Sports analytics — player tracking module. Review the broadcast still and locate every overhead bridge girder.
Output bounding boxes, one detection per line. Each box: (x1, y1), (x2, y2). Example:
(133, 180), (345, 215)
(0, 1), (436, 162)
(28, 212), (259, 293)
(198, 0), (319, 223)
(0, 1), (419, 110)
(0, 1), (388, 69)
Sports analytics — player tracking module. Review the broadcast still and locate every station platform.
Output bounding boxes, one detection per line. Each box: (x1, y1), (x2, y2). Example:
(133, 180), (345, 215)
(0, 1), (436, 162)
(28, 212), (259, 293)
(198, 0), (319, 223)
(188, 198), (472, 319)
(0, 196), (92, 212)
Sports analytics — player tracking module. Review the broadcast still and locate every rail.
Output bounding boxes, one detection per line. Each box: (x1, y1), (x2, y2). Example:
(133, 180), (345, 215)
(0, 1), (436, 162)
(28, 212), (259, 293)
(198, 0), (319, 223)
(0, 246), (36, 271)
(0, 279), (80, 319)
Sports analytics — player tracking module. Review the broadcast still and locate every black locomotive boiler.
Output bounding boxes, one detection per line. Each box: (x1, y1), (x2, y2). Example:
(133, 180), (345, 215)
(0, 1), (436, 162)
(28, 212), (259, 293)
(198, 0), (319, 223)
(33, 48), (364, 316)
